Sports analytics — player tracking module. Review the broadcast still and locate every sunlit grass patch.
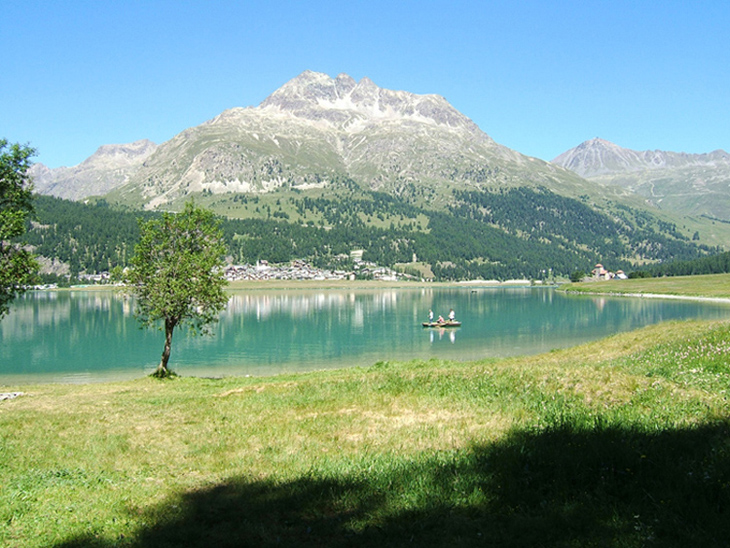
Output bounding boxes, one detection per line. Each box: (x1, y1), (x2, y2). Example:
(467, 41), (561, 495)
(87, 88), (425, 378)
(562, 272), (730, 299)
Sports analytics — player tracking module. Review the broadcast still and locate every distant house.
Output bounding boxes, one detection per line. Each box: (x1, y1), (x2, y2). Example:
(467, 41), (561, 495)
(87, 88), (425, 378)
(592, 263), (613, 280)
(591, 263), (626, 280)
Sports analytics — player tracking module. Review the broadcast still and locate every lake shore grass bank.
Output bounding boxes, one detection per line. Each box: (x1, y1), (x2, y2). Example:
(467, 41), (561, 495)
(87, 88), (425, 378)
(561, 272), (730, 300)
(2, 313), (729, 546)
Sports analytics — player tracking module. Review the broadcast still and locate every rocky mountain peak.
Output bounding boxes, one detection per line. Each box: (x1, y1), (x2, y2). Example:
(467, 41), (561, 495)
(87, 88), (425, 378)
(260, 70), (341, 106)
(552, 138), (633, 177)
(575, 137), (618, 152)
(259, 71), (477, 132)
(30, 139), (157, 200)
(553, 138), (730, 178)
(83, 139), (158, 167)
(334, 73), (356, 93)
(551, 138), (730, 221)
(92, 139), (157, 158)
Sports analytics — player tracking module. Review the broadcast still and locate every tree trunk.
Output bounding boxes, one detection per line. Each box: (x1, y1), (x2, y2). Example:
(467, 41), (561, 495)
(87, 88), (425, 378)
(154, 317), (176, 377)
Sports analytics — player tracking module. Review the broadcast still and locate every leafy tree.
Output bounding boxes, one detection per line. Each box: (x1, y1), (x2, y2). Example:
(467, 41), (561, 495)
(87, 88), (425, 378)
(0, 139), (38, 319)
(127, 201), (229, 377)
(110, 265), (124, 283)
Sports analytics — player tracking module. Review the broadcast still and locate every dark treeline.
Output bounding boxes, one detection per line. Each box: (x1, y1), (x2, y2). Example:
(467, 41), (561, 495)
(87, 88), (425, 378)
(22, 187), (716, 281)
(452, 188), (705, 265)
(24, 196), (155, 276)
(642, 251), (730, 278)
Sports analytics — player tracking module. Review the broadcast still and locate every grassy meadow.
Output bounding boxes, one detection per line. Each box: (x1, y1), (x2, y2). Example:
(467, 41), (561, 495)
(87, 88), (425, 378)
(562, 272), (730, 299)
(2, 277), (730, 546)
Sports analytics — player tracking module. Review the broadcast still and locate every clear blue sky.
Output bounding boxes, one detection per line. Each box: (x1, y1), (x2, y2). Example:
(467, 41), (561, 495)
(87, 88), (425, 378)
(2, 0), (728, 168)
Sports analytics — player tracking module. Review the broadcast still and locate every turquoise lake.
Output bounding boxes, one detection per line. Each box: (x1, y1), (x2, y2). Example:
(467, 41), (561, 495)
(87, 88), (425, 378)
(2, 286), (730, 384)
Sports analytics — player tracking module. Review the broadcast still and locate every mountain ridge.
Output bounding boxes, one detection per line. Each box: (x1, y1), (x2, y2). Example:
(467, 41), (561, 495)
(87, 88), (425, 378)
(552, 137), (730, 178)
(30, 139), (157, 200)
(259, 70), (484, 135)
(27, 73), (730, 245)
(28, 71), (589, 208)
(111, 71), (589, 209)
(553, 138), (730, 220)
(23, 75), (730, 277)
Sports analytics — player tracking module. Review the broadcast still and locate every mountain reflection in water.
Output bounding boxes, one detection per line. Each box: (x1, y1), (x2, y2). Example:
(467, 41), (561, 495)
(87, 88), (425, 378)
(2, 287), (729, 383)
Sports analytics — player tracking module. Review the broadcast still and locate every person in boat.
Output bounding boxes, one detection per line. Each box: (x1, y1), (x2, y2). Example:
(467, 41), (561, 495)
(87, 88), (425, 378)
(437, 315), (445, 324)
(428, 309), (434, 322)
(448, 309), (455, 322)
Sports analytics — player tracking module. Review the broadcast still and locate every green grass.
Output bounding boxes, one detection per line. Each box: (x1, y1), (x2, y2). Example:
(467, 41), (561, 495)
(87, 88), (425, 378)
(1, 317), (730, 547)
(562, 272), (730, 299)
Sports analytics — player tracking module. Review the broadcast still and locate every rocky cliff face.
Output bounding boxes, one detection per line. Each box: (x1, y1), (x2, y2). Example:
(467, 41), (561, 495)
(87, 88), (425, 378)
(30, 140), (157, 200)
(553, 138), (730, 219)
(259, 71), (481, 133)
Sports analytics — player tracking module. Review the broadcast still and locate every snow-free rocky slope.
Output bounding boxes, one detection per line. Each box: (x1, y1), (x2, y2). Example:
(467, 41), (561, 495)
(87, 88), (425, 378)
(553, 138), (730, 220)
(30, 140), (157, 200)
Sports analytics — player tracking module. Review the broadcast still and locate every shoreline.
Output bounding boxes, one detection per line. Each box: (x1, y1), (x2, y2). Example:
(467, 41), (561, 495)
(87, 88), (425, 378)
(562, 289), (730, 304)
(48, 279), (542, 292)
(225, 279), (539, 290)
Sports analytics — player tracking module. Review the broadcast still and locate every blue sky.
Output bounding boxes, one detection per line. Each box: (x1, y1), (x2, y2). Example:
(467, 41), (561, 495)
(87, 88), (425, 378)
(2, 0), (728, 168)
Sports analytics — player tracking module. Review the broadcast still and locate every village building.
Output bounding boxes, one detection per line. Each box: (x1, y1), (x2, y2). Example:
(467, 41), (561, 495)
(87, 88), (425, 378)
(222, 259), (407, 283)
(591, 263), (627, 281)
(592, 263), (612, 280)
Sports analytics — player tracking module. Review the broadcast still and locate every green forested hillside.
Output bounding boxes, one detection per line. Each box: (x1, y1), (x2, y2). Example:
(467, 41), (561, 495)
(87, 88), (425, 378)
(23, 188), (715, 281)
(451, 188), (704, 264)
(25, 196), (153, 276)
(640, 250), (730, 278)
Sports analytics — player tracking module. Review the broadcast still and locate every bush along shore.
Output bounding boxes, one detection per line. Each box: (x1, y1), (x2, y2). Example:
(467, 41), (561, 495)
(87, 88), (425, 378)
(1, 317), (729, 547)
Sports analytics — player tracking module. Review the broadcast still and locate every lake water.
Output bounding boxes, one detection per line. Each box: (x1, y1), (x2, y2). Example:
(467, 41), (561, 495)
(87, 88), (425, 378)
(2, 287), (730, 384)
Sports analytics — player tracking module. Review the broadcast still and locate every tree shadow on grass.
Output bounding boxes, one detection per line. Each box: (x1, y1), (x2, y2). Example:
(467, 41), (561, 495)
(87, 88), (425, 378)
(57, 420), (730, 547)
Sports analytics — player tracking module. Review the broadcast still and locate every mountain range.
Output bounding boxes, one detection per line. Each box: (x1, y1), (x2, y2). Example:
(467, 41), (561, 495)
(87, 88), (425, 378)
(30, 139), (157, 200)
(552, 138), (730, 220)
(33, 71), (596, 209)
(24, 71), (730, 277)
(31, 72), (730, 226)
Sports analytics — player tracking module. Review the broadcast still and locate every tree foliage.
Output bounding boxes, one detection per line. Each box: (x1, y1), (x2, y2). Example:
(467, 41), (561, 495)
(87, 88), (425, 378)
(639, 250), (730, 278)
(127, 201), (229, 377)
(0, 139), (38, 318)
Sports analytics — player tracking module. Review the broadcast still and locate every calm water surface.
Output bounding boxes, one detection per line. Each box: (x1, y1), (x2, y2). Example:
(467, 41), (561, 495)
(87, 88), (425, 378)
(2, 287), (730, 383)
